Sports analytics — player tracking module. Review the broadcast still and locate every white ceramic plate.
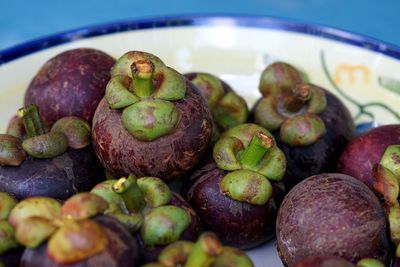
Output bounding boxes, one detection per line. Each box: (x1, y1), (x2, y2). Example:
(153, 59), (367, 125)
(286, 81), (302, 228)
(1, 15), (400, 267)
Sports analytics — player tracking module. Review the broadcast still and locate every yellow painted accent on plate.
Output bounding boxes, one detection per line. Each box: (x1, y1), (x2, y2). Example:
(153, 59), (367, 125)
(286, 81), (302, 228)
(334, 64), (370, 85)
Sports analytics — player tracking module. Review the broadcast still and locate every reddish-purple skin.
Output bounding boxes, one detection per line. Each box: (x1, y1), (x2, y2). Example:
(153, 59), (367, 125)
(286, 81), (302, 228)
(136, 193), (203, 263)
(338, 124), (400, 191)
(185, 160), (287, 249)
(20, 215), (140, 267)
(291, 255), (355, 267)
(271, 90), (355, 186)
(91, 80), (213, 182)
(24, 48), (116, 126)
(276, 173), (390, 267)
(0, 147), (105, 201)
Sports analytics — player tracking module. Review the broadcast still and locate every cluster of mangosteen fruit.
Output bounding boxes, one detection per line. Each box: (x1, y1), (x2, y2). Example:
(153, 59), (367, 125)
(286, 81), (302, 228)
(0, 47), (398, 267)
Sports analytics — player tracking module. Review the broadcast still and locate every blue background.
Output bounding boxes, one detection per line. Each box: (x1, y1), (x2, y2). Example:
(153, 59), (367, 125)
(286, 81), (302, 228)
(0, 0), (399, 51)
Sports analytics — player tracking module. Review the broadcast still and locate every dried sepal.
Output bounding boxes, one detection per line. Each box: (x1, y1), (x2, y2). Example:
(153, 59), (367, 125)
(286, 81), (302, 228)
(15, 216), (56, 248)
(8, 197), (62, 228)
(373, 163), (399, 207)
(62, 193), (108, 220)
(47, 220), (108, 264)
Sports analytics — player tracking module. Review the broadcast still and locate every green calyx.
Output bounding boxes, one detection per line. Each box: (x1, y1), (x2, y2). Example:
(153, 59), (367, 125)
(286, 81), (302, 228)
(141, 205), (191, 248)
(212, 247), (254, 267)
(279, 113), (327, 147)
(259, 62), (307, 97)
(106, 51), (187, 141)
(185, 232), (222, 267)
(254, 82), (327, 147)
(380, 145), (400, 178)
(213, 124), (286, 204)
(213, 91), (249, 131)
(213, 124), (286, 182)
(146, 232), (253, 267)
(137, 176), (172, 208)
(22, 132), (68, 159)
(158, 241), (194, 267)
(93, 175), (176, 235)
(51, 116), (91, 149)
(3, 104), (91, 165)
(112, 174), (146, 213)
(220, 170), (272, 205)
(105, 75), (139, 109)
(121, 98), (179, 141)
(190, 73), (224, 109)
(189, 72), (249, 132)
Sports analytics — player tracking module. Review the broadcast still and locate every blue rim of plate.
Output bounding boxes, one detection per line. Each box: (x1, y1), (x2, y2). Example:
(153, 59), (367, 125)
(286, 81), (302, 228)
(1, 14), (400, 64)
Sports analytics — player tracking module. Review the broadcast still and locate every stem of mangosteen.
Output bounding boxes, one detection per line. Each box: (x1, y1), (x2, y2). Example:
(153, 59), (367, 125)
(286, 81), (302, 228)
(112, 174), (146, 213)
(239, 132), (274, 170)
(185, 232), (222, 267)
(17, 104), (46, 138)
(131, 60), (154, 97)
(284, 83), (311, 113)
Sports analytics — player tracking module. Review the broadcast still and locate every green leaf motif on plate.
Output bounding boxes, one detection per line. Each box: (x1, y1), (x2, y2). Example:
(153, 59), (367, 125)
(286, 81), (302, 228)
(379, 76), (400, 95)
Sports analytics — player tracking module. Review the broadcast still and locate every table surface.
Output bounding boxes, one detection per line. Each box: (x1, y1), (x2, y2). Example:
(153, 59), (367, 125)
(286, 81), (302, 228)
(1, 0), (400, 51)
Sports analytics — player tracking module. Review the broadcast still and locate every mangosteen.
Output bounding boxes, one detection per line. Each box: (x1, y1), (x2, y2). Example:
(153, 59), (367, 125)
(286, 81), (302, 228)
(338, 124), (400, 190)
(90, 174), (202, 262)
(91, 51), (213, 182)
(184, 123), (287, 249)
(252, 62), (355, 186)
(276, 173), (390, 266)
(143, 232), (253, 267)
(24, 48), (116, 126)
(0, 104), (104, 200)
(7, 193), (139, 267)
(184, 72), (249, 142)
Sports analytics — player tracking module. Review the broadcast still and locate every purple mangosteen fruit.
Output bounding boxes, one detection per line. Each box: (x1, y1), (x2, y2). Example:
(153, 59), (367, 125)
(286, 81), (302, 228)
(185, 123), (287, 249)
(91, 51), (213, 182)
(253, 62), (355, 185)
(24, 48), (116, 126)
(338, 124), (400, 190)
(0, 105), (104, 200)
(90, 174), (202, 262)
(276, 173), (390, 266)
